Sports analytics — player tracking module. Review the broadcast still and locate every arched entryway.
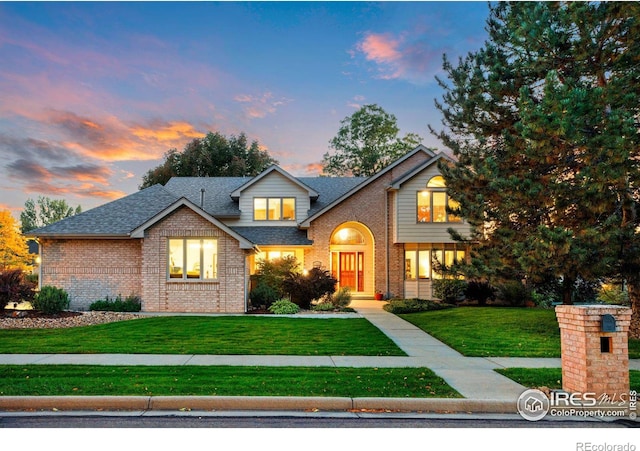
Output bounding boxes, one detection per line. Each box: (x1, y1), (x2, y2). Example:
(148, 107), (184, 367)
(329, 222), (374, 296)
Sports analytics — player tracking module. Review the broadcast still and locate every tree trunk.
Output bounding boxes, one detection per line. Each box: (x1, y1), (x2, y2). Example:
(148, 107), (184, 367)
(562, 276), (574, 305)
(627, 281), (640, 339)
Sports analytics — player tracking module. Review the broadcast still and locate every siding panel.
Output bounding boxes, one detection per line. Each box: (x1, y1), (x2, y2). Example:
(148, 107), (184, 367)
(395, 166), (471, 243)
(225, 172), (310, 226)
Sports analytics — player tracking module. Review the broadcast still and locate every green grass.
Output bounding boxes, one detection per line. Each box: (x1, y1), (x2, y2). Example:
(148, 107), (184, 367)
(496, 368), (640, 393)
(0, 365), (461, 398)
(0, 316), (405, 356)
(399, 307), (640, 358)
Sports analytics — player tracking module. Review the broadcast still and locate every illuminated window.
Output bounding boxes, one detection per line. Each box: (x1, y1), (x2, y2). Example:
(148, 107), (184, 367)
(432, 249), (465, 279)
(405, 248), (465, 280)
(417, 176), (462, 223)
(168, 238), (217, 280)
(255, 250), (295, 263)
(254, 198), (296, 221)
(331, 228), (365, 245)
(404, 250), (431, 279)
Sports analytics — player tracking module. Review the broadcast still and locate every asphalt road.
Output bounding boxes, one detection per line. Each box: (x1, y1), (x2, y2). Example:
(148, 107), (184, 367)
(1, 413), (636, 428)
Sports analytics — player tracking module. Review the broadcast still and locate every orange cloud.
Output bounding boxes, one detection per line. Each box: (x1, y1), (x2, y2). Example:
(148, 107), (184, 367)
(131, 121), (204, 143)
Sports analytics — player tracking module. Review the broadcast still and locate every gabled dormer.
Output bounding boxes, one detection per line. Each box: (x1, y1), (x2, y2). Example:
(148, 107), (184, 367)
(226, 165), (319, 226)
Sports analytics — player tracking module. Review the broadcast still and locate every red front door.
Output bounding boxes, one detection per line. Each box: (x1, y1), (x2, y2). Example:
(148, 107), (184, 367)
(337, 252), (364, 292)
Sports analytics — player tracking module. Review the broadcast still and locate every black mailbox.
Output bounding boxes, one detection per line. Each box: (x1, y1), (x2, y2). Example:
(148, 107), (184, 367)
(601, 314), (617, 332)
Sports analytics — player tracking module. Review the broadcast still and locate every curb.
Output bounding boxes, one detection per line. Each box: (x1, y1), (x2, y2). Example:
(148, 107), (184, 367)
(0, 396), (517, 414)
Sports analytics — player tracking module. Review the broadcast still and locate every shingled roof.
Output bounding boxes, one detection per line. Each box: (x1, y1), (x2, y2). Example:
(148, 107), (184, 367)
(27, 171), (368, 240)
(230, 226), (313, 246)
(28, 185), (181, 237)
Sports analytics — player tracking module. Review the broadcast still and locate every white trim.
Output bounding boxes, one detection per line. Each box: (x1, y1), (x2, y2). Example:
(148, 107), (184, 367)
(388, 152), (454, 190)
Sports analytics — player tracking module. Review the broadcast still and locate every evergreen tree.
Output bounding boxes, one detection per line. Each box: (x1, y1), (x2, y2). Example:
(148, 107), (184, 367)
(140, 132), (277, 188)
(431, 0), (640, 326)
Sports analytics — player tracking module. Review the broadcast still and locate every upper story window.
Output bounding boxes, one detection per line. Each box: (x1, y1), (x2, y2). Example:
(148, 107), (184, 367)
(168, 238), (218, 280)
(254, 197), (296, 221)
(417, 176), (462, 223)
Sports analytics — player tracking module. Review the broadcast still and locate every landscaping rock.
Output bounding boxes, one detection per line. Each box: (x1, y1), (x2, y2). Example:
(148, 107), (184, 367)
(0, 310), (142, 329)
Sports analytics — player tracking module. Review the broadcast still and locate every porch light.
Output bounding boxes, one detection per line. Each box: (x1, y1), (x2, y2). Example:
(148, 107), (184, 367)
(302, 269), (309, 276)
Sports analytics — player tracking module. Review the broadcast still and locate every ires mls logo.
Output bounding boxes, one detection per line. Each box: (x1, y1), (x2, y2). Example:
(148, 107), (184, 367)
(517, 389), (550, 421)
(517, 389), (635, 421)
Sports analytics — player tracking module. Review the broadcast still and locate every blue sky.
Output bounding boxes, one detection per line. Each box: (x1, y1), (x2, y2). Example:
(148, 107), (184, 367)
(0, 1), (490, 216)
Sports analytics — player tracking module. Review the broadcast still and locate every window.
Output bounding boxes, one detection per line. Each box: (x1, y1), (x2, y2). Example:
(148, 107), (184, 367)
(417, 176), (462, 223)
(404, 250), (432, 279)
(255, 250), (295, 262)
(404, 247), (465, 280)
(432, 249), (466, 279)
(331, 227), (365, 245)
(254, 198), (296, 221)
(168, 238), (217, 280)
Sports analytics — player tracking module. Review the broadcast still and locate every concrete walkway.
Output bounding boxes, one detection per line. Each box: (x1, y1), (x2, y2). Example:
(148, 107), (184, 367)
(1, 300), (638, 413)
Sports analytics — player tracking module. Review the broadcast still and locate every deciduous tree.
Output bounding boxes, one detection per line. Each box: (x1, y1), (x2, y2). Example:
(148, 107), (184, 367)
(20, 197), (82, 233)
(0, 210), (32, 272)
(140, 132), (277, 188)
(322, 104), (422, 176)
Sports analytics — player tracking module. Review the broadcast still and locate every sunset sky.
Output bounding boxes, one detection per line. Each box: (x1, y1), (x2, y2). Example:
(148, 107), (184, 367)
(0, 1), (490, 217)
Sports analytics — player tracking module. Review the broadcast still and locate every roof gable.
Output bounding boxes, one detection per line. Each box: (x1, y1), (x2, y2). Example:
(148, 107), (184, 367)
(299, 145), (437, 227)
(230, 165), (319, 200)
(129, 197), (255, 249)
(389, 152), (454, 189)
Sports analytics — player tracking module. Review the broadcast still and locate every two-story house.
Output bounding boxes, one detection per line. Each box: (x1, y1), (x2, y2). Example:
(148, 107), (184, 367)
(29, 145), (471, 312)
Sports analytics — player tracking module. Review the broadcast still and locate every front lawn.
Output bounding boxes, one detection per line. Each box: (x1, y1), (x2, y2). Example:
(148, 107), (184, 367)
(398, 307), (640, 358)
(496, 368), (640, 393)
(0, 365), (461, 398)
(0, 316), (405, 356)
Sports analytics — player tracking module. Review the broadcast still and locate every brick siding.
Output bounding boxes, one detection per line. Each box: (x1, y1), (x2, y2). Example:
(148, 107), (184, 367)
(40, 238), (142, 311)
(555, 305), (632, 398)
(40, 206), (248, 313)
(306, 151), (430, 298)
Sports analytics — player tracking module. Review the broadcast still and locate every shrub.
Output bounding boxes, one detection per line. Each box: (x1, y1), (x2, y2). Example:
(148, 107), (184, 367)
(464, 280), (496, 306)
(90, 294), (142, 312)
(383, 298), (456, 314)
(331, 287), (352, 308)
(254, 256), (300, 299)
(597, 284), (630, 306)
(268, 299), (300, 314)
(495, 280), (529, 306)
(249, 282), (280, 309)
(0, 269), (35, 309)
(32, 286), (69, 314)
(283, 267), (337, 309)
(311, 301), (337, 312)
(432, 279), (468, 304)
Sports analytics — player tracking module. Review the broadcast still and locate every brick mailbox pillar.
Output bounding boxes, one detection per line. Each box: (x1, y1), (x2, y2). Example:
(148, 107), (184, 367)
(555, 305), (632, 398)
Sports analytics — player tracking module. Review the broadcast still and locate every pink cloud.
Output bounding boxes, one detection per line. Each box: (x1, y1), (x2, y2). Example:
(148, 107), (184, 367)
(354, 31), (442, 84)
(234, 92), (291, 119)
(358, 33), (402, 64)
